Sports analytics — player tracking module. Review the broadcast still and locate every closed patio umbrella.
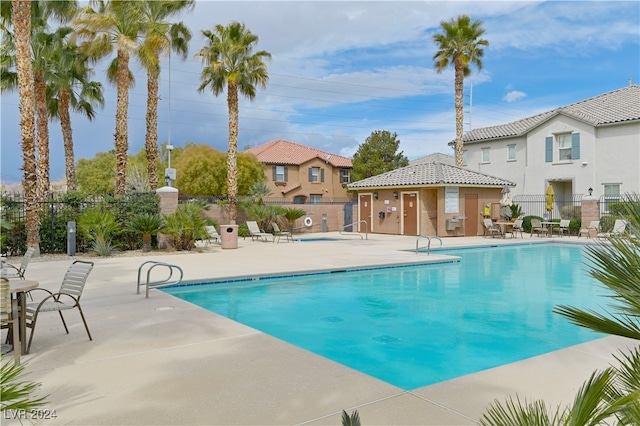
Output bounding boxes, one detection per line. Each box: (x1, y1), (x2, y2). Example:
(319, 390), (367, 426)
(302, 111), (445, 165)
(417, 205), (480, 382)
(545, 185), (555, 212)
(500, 186), (513, 207)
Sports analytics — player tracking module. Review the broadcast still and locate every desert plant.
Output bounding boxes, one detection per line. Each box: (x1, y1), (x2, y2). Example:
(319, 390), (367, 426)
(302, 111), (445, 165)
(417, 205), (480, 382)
(1, 357), (48, 414)
(560, 204), (581, 220)
(280, 207), (306, 232)
(126, 213), (166, 252)
(509, 204), (523, 220)
(78, 208), (120, 256)
(163, 202), (208, 250)
(341, 409), (361, 426)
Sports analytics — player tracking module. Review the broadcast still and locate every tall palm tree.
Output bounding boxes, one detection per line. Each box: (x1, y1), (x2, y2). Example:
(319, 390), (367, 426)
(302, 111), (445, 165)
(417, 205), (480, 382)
(47, 37), (104, 191)
(74, 0), (144, 196)
(10, 0), (39, 254)
(432, 15), (488, 167)
(138, 0), (193, 190)
(480, 193), (640, 425)
(196, 21), (270, 224)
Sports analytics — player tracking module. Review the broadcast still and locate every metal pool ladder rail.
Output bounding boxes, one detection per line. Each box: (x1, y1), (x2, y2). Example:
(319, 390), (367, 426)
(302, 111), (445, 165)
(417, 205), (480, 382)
(416, 236), (442, 254)
(339, 220), (368, 240)
(137, 260), (184, 298)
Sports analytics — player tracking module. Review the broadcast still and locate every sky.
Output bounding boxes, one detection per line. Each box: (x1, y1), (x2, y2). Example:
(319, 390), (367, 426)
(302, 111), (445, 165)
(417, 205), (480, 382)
(1, 0), (639, 184)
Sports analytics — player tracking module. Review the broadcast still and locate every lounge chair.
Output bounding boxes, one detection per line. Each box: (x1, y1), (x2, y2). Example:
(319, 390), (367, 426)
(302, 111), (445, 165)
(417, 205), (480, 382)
(578, 220), (599, 238)
(24, 260), (94, 353)
(246, 221), (273, 242)
(1, 277), (20, 364)
(204, 226), (220, 246)
(554, 219), (571, 237)
(530, 219), (549, 237)
(482, 219), (502, 238)
(1, 246), (36, 280)
(598, 219), (627, 239)
(271, 222), (293, 243)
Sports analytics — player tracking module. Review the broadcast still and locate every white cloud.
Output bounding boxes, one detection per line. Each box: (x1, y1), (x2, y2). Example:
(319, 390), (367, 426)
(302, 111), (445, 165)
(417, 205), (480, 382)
(503, 91), (527, 103)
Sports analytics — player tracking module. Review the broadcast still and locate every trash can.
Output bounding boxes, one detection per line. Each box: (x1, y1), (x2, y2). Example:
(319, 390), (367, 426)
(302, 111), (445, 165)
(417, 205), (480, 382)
(220, 224), (238, 249)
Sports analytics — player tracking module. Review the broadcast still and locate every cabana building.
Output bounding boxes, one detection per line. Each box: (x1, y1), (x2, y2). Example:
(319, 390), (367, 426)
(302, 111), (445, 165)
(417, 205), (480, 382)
(347, 161), (515, 237)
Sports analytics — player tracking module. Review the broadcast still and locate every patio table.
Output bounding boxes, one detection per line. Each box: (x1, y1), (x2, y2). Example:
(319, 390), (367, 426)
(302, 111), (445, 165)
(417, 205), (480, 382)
(9, 279), (39, 355)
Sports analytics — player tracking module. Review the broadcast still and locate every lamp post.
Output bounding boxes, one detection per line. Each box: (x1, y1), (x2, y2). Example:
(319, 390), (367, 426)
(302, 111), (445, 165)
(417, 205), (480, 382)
(165, 144), (175, 187)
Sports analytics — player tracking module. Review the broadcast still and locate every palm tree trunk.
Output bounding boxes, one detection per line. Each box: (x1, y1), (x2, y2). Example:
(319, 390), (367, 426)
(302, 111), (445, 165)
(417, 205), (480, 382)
(454, 59), (465, 167)
(145, 66), (160, 190)
(34, 70), (50, 199)
(59, 88), (77, 191)
(226, 82), (239, 224)
(13, 0), (40, 255)
(114, 48), (130, 196)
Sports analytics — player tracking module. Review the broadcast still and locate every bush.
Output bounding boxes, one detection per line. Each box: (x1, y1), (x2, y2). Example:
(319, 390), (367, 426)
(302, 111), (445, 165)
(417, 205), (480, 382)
(569, 219), (581, 236)
(561, 205), (581, 220)
(600, 215), (618, 233)
(521, 215), (544, 233)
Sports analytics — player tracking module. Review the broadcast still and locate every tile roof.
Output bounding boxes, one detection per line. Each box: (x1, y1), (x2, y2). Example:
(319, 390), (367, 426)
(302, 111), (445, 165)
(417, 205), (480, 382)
(459, 84), (640, 144)
(409, 152), (455, 166)
(245, 139), (352, 168)
(347, 162), (515, 189)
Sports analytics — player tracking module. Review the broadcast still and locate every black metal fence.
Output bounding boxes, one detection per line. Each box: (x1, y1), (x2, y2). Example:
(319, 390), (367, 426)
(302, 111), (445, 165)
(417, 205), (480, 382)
(512, 194), (584, 221)
(1, 191), (159, 256)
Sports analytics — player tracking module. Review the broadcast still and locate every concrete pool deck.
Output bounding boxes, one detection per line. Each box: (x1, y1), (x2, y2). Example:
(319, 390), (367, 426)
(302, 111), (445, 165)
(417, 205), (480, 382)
(2, 233), (636, 425)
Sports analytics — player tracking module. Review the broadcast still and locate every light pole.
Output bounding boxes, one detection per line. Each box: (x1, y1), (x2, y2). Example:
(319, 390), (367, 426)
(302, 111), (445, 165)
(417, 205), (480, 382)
(165, 144), (175, 187)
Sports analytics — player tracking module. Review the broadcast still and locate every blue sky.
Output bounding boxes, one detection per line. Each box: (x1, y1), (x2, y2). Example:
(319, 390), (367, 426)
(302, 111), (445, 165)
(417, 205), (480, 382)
(1, 0), (639, 184)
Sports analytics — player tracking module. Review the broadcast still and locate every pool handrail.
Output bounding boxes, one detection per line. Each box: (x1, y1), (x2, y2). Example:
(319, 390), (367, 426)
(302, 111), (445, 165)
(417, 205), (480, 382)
(339, 220), (368, 240)
(416, 236), (442, 254)
(136, 260), (184, 298)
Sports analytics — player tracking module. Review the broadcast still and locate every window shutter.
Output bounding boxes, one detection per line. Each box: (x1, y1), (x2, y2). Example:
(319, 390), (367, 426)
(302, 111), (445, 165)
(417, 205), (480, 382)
(272, 166), (277, 181)
(284, 166), (288, 182)
(545, 136), (553, 162)
(320, 168), (325, 183)
(308, 167), (312, 182)
(571, 133), (580, 160)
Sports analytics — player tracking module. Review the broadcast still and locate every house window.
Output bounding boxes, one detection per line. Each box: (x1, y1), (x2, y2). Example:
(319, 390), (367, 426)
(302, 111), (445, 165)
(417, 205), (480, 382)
(272, 165), (287, 182)
(557, 134), (572, 160)
(462, 150), (468, 166)
(309, 194), (322, 204)
(603, 184), (621, 213)
(481, 148), (490, 163)
(507, 144), (516, 161)
(308, 167), (324, 183)
(340, 169), (351, 183)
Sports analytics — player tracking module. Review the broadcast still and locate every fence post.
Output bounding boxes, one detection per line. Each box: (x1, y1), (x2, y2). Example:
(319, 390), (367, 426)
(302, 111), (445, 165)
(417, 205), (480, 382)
(156, 186), (179, 249)
(581, 193), (599, 237)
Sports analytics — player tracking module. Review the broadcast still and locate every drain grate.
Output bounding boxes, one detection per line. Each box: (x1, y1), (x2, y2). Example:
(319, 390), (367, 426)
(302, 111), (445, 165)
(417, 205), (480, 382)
(371, 335), (399, 343)
(321, 316), (344, 323)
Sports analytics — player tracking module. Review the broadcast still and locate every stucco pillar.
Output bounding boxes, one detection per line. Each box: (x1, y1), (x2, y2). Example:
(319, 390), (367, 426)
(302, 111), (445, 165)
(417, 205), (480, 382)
(581, 194), (599, 238)
(156, 186), (178, 249)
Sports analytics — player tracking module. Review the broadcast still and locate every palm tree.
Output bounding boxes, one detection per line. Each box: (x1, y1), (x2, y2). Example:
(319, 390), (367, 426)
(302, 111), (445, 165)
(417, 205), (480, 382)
(138, 0), (193, 191)
(480, 193), (640, 425)
(10, 0), (39, 254)
(432, 15), (488, 167)
(47, 37), (105, 191)
(126, 212), (165, 252)
(74, 0), (145, 196)
(196, 21), (271, 224)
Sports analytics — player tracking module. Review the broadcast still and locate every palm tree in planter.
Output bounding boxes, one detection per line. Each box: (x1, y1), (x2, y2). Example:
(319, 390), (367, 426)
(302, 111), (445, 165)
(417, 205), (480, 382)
(280, 207), (307, 233)
(126, 213), (166, 252)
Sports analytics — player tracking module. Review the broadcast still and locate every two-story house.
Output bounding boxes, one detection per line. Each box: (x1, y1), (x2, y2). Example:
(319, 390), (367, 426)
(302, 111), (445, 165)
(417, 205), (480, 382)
(245, 139), (353, 203)
(457, 84), (640, 208)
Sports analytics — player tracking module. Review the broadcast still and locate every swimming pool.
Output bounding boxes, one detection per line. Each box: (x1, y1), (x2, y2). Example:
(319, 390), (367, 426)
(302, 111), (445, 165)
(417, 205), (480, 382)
(163, 243), (608, 390)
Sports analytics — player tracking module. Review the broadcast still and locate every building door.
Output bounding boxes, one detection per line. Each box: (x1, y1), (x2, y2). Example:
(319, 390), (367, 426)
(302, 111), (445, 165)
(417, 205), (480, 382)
(343, 202), (353, 232)
(359, 194), (372, 233)
(464, 193), (479, 236)
(402, 192), (418, 236)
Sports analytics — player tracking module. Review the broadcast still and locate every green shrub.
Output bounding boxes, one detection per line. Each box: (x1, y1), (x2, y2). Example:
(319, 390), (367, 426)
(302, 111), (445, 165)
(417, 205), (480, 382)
(569, 219), (581, 236)
(522, 215), (544, 233)
(163, 202), (208, 250)
(561, 205), (581, 220)
(600, 216), (618, 233)
(238, 223), (250, 238)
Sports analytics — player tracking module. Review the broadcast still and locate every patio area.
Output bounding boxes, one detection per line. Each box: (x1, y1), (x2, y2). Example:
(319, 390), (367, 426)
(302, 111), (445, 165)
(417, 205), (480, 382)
(2, 233), (635, 425)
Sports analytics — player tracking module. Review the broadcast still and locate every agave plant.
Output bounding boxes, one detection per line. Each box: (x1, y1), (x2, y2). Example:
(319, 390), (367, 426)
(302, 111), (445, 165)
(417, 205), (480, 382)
(77, 208), (120, 256)
(341, 409), (361, 426)
(126, 213), (166, 252)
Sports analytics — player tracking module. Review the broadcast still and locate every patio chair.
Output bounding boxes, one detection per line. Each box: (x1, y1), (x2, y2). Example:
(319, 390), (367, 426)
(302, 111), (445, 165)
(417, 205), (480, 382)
(510, 219), (524, 239)
(246, 221), (273, 242)
(1, 277), (20, 364)
(1, 246), (36, 280)
(530, 219), (549, 237)
(271, 222), (293, 243)
(204, 226), (220, 246)
(482, 219), (502, 238)
(578, 220), (600, 238)
(24, 260), (94, 354)
(554, 219), (571, 237)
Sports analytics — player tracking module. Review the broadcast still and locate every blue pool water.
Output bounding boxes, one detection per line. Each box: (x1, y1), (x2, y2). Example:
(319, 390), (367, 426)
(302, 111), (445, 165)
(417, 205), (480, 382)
(163, 243), (608, 390)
